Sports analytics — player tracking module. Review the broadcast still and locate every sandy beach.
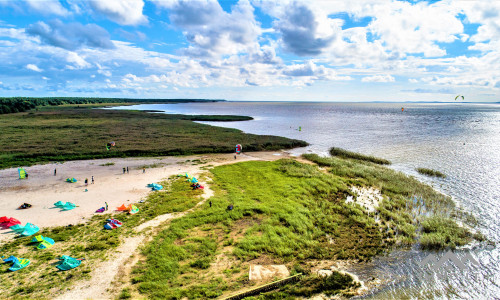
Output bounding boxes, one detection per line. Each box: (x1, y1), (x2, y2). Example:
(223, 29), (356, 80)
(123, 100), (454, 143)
(0, 151), (292, 245)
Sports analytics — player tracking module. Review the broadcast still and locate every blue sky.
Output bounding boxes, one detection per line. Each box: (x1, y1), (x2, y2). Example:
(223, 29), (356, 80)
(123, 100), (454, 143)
(0, 0), (499, 102)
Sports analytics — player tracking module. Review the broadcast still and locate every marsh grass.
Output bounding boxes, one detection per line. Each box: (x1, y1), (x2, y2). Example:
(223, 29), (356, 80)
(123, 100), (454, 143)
(302, 153), (476, 250)
(132, 159), (391, 298)
(329, 147), (391, 165)
(416, 168), (446, 178)
(0, 108), (307, 169)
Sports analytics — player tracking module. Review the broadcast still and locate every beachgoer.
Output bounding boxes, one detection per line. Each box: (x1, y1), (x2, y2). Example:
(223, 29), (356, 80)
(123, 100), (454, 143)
(234, 154), (237, 159)
(123, 167), (126, 174)
(127, 167), (129, 174)
(85, 178), (88, 186)
(54, 168), (56, 176)
(105, 202), (108, 211)
(209, 201), (212, 208)
(91, 176), (94, 184)
(227, 204), (233, 211)
(26, 173), (29, 179)
(143, 167), (145, 173)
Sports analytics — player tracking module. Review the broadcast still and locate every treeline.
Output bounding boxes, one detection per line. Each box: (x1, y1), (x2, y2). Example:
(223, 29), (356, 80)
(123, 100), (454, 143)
(0, 97), (221, 114)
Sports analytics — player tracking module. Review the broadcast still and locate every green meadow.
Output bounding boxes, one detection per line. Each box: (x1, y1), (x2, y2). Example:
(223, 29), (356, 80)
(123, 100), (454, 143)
(0, 105), (306, 169)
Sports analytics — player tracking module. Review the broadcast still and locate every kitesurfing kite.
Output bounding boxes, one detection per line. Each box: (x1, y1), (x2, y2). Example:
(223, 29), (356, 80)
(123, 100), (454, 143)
(235, 144), (242, 154)
(106, 141), (116, 151)
(455, 95), (464, 101)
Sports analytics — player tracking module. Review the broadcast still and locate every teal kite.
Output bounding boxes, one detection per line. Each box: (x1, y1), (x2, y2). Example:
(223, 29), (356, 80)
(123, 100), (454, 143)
(3, 256), (30, 272)
(56, 255), (82, 271)
(31, 235), (55, 249)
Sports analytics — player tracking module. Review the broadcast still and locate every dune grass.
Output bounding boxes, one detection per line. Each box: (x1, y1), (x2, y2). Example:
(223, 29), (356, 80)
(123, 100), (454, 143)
(0, 107), (306, 169)
(329, 147), (391, 165)
(416, 167), (446, 178)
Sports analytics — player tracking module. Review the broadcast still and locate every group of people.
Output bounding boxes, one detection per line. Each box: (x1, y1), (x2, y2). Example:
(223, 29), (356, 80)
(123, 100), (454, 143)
(84, 176), (94, 186)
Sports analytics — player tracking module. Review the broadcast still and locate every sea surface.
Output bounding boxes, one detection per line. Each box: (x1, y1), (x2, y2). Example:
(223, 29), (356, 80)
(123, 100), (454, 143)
(114, 102), (500, 299)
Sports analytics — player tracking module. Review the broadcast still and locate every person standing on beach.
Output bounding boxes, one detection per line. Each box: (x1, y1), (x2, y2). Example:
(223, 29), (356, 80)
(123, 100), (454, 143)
(127, 167), (129, 174)
(105, 202), (108, 211)
(91, 176), (94, 184)
(123, 167), (126, 174)
(54, 168), (56, 176)
(85, 178), (88, 186)
(143, 167), (145, 173)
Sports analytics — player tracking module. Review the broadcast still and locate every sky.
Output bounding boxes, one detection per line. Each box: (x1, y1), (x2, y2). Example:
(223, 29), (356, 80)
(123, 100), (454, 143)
(0, 0), (499, 102)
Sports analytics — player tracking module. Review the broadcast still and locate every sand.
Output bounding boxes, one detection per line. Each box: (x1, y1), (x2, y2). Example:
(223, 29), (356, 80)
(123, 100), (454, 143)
(0, 151), (291, 245)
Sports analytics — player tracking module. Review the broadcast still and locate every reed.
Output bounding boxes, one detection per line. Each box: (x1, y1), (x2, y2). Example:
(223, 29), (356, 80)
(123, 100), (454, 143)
(329, 147), (391, 165)
(416, 167), (446, 178)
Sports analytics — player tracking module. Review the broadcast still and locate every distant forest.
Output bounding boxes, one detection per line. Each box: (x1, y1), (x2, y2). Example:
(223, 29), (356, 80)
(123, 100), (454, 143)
(0, 97), (221, 114)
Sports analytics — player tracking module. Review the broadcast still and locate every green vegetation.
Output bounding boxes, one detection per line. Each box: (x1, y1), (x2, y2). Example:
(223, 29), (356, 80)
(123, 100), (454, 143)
(417, 167), (446, 178)
(0, 97), (222, 114)
(303, 153), (475, 248)
(131, 159), (395, 298)
(0, 107), (306, 169)
(330, 147), (391, 165)
(0, 157), (479, 298)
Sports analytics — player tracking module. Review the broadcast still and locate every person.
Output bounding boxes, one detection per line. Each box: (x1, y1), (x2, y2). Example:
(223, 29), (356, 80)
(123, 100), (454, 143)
(54, 168), (56, 176)
(143, 167), (145, 173)
(227, 204), (233, 211)
(209, 201), (212, 208)
(126, 167), (129, 174)
(105, 202), (108, 211)
(91, 176), (94, 184)
(25, 173), (29, 179)
(123, 167), (126, 174)
(85, 178), (88, 186)
(234, 154), (237, 159)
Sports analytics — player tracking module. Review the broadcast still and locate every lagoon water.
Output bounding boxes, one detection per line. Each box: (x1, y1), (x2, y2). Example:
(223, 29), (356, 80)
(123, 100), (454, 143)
(115, 102), (500, 299)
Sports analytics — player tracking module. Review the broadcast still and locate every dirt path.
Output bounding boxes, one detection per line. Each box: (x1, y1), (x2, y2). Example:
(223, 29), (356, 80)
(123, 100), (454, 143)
(55, 179), (214, 300)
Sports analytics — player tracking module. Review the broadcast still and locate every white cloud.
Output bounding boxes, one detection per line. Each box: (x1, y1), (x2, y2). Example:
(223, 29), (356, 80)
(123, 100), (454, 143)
(25, 0), (70, 16)
(157, 0), (261, 57)
(26, 64), (42, 72)
(362, 74), (395, 82)
(89, 0), (147, 26)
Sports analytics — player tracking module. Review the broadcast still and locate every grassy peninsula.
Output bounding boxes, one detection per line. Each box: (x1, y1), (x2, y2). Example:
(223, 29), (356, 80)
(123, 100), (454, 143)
(417, 167), (446, 178)
(0, 155), (480, 299)
(0, 105), (306, 169)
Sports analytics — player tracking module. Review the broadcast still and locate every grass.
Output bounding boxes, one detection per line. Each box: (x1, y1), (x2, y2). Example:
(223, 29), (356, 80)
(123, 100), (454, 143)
(0, 157), (480, 298)
(0, 107), (307, 169)
(417, 167), (446, 178)
(329, 147), (391, 165)
(131, 159), (393, 299)
(302, 153), (476, 249)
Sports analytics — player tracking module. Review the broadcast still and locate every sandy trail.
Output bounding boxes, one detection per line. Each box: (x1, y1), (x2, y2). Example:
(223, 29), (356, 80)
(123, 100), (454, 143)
(0, 151), (292, 299)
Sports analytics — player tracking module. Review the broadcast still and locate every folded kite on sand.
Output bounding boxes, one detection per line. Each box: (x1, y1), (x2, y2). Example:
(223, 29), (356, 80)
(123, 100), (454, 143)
(116, 204), (128, 211)
(3, 256), (30, 272)
(147, 183), (163, 191)
(65, 178), (77, 183)
(0, 216), (21, 228)
(31, 235), (55, 249)
(104, 219), (122, 230)
(56, 255), (82, 271)
(10, 223), (39, 236)
(54, 201), (77, 211)
(95, 207), (105, 213)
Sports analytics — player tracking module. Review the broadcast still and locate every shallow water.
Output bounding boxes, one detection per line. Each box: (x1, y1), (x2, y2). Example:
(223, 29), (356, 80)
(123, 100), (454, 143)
(113, 102), (500, 299)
